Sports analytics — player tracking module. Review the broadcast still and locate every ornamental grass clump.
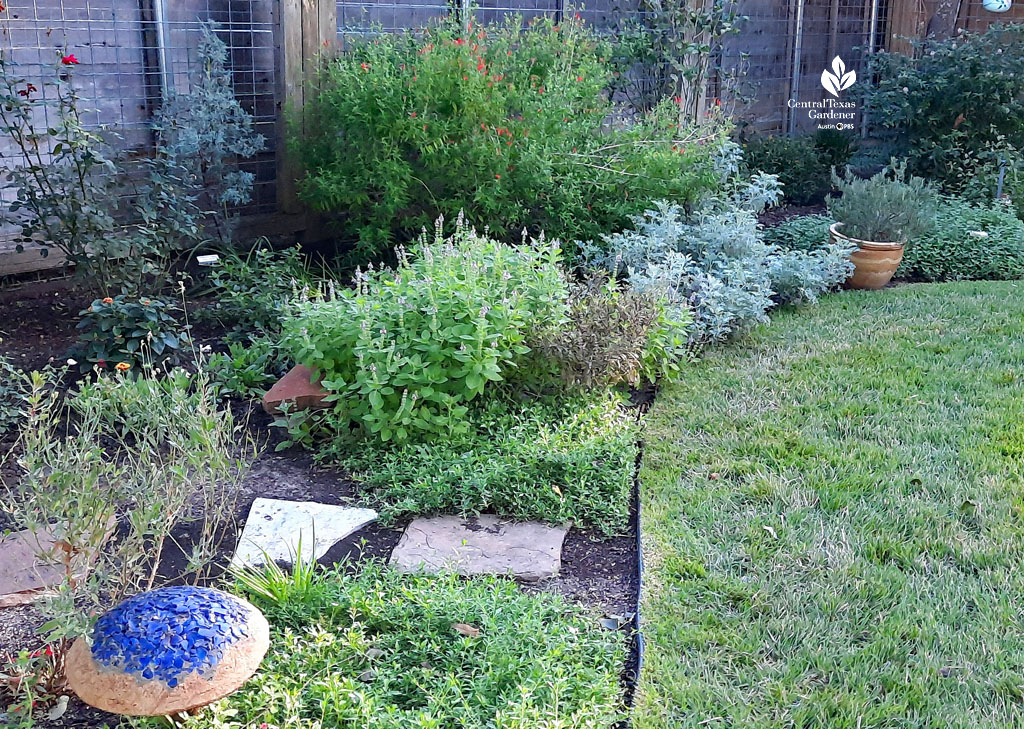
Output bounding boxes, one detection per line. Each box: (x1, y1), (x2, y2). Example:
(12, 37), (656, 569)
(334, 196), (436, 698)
(282, 215), (568, 443)
(292, 14), (727, 258)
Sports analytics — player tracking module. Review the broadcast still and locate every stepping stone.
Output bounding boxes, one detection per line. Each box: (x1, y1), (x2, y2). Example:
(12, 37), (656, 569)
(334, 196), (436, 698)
(261, 365), (329, 415)
(389, 515), (569, 582)
(230, 498), (377, 569)
(0, 521), (113, 609)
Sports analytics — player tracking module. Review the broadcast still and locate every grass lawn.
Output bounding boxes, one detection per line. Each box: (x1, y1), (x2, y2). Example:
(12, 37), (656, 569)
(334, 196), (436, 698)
(637, 281), (1024, 728)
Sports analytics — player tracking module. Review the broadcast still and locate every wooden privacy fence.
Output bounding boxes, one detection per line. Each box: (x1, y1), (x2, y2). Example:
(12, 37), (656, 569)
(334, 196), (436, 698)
(3, 0), (1022, 275)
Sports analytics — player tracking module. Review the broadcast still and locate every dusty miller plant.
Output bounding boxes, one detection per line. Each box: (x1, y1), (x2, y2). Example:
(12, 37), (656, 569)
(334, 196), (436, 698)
(153, 21), (265, 245)
(590, 172), (853, 344)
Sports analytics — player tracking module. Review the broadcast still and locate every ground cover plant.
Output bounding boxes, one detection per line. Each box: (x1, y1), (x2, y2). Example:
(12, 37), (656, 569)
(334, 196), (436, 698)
(898, 197), (1024, 282)
(637, 280), (1024, 728)
(330, 391), (638, 533)
(132, 563), (624, 729)
(293, 14), (728, 258)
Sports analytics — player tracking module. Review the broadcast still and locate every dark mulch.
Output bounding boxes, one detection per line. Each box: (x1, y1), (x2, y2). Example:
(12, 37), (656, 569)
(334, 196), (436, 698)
(0, 279), (640, 728)
(758, 202), (828, 227)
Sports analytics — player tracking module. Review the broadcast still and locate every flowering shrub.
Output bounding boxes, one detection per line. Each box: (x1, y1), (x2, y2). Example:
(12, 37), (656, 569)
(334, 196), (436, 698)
(865, 24), (1024, 209)
(293, 15), (727, 258)
(0, 51), (118, 286)
(72, 295), (191, 372)
(282, 215), (568, 443)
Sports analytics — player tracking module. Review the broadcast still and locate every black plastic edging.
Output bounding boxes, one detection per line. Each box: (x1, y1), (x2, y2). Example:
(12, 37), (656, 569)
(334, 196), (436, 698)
(622, 435), (646, 716)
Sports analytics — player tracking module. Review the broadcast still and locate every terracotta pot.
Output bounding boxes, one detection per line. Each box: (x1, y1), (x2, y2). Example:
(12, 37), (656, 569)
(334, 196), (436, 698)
(830, 222), (905, 291)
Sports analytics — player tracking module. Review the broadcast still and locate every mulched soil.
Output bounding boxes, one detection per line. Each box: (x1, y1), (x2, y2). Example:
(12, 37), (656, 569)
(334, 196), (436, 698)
(0, 278), (639, 728)
(758, 202), (828, 227)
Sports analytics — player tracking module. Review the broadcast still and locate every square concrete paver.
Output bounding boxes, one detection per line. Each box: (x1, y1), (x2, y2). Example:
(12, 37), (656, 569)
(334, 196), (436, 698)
(389, 515), (569, 582)
(230, 498), (378, 569)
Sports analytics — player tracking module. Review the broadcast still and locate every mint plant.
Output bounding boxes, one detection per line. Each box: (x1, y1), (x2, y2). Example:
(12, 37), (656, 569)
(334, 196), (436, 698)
(282, 214), (568, 443)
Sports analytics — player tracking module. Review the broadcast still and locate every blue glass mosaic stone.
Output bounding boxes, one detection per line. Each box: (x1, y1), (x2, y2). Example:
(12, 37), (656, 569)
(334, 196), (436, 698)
(89, 587), (251, 688)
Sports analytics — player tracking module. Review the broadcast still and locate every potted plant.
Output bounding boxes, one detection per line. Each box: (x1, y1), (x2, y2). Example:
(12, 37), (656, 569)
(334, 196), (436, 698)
(827, 164), (937, 289)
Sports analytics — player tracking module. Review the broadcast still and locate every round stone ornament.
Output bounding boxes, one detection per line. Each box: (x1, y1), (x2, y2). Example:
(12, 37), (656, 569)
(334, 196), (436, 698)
(66, 586), (269, 716)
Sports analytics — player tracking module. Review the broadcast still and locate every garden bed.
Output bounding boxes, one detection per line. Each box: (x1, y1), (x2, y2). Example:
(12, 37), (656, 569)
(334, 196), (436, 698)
(0, 279), (641, 729)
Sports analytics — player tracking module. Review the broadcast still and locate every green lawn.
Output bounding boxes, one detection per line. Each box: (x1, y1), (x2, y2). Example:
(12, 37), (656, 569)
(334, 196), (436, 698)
(637, 281), (1024, 728)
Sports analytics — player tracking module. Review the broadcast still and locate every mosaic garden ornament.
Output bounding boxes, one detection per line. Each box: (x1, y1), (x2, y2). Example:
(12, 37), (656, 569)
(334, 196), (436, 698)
(66, 586), (269, 716)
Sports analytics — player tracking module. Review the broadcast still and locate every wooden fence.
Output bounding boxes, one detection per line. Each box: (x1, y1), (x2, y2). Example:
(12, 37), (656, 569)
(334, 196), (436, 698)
(2, 0), (1021, 276)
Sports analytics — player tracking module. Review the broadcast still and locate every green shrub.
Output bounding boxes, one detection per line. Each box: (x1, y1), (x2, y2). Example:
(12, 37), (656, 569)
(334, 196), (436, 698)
(293, 15), (727, 258)
(865, 24), (1024, 204)
(169, 564), (624, 729)
(528, 273), (691, 389)
(899, 198), (1024, 281)
(742, 135), (830, 205)
(828, 164), (937, 243)
(762, 214), (834, 252)
(206, 338), (288, 400)
(72, 295), (191, 372)
(201, 244), (319, 340)
(282, 216), (568, 443)
(327, 391), (637, 533)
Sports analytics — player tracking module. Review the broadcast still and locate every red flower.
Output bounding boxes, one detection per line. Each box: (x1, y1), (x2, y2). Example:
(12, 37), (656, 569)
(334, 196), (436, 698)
(410, 111), (417, 117)
(454, 38), (465, 45)
(715, 98), (722, 107)
(538, 87), (545, 94)
(61, 54), (79, 65)
(477, 62), (485, 72)
(576, 76), (583, 82)
(495, 174), (500, 179)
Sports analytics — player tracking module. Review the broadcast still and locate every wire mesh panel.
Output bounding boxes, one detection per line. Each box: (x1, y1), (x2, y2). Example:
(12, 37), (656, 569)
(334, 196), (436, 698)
(0, 0), (279, 223)
(717, 0), (878, 135)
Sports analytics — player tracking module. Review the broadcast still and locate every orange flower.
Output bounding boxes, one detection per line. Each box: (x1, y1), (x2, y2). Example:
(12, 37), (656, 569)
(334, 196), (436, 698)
(115, 362), (131, 372)
(101, 297), (114, 304)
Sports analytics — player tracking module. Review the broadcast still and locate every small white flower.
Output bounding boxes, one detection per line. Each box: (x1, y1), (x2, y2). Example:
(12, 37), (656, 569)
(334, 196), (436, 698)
(969, 230), (989, 238)
(66, 358), (77, 366)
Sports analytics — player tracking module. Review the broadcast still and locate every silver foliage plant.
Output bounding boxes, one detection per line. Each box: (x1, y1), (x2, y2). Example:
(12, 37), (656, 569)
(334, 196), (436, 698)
(585, 172), (854, 345)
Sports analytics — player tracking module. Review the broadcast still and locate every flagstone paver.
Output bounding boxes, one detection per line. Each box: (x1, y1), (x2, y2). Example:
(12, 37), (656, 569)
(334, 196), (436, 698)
(389, 515), (569, 581)
(230, 498), (377, 569)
